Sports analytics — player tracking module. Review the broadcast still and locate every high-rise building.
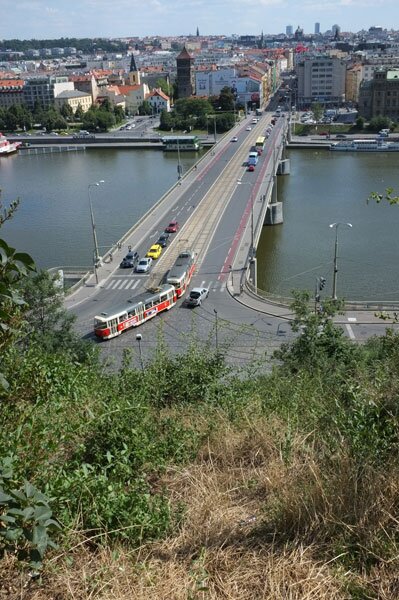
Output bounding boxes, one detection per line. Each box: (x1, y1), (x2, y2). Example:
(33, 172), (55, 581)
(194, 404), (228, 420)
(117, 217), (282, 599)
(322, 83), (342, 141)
(332, 24), (341, 38)
(286, 25), (293, 36)
(296, 56), (346, 106)
(314, 22), (320, 35)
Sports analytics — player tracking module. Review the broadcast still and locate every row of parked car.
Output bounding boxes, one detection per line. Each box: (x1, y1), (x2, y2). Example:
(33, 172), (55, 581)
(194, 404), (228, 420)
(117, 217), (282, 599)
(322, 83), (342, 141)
(119, 220), (180, 273)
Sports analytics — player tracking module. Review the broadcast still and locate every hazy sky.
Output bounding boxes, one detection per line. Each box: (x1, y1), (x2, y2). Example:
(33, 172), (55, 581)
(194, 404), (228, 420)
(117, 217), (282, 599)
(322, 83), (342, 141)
(1, 0), (398, 39)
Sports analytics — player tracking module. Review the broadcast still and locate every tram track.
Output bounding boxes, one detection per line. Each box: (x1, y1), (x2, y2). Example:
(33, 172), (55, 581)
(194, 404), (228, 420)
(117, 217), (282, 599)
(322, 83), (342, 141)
(147, 123), (266, 287)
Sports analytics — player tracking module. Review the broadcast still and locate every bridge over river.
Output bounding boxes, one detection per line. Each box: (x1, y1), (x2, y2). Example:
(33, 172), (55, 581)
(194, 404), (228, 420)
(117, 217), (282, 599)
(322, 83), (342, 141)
(63, 111), (289, 297)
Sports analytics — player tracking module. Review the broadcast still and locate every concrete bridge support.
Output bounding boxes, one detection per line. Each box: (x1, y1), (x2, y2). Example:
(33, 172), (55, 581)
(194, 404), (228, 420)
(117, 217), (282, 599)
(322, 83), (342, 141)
(265, 201), (283, 225)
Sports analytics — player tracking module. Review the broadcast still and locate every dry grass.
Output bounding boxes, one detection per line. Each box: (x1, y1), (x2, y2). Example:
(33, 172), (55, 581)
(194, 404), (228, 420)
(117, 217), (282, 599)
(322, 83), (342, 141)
(3, 415), (399, 599)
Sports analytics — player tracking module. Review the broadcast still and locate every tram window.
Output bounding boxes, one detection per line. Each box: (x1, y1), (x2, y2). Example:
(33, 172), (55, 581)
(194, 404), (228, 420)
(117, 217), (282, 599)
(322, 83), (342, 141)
(160, 294), (167, 302)
(144, 301), (153, 310)
(127, 307), (137, 317)
(118, 313), (127, 323)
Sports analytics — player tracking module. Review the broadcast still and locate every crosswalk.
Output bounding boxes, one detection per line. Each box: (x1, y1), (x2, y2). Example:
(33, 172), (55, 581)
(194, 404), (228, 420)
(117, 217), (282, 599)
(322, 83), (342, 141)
(103, 277), (228, 293)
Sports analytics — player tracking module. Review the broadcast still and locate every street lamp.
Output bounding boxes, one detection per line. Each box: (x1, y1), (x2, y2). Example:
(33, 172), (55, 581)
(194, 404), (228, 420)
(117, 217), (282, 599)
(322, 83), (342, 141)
(237, 180), (255, 260)
(88, 180), (105, 283)
(136, 333), (144, 372)
(329, 222), (352, 300)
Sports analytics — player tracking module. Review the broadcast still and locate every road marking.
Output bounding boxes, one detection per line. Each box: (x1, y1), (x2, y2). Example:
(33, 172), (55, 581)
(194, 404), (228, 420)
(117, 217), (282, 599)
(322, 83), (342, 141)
(347, 317), (357, 322)
(345, 324), (356, 340)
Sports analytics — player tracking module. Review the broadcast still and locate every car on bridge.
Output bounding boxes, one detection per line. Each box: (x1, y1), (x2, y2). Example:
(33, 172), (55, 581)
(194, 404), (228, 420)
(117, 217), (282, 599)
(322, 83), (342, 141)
(165, 220), (179, 233)
(157, 233), (170, 247)
(245, 126), (252, 131)
(186, 287), (209, 307)
(247, 164), (255, 172)
(135, 257), (153, 273)
(120, 250), (139, 268)
(231, 136), (238, 142)
(146, 244), (162, 259)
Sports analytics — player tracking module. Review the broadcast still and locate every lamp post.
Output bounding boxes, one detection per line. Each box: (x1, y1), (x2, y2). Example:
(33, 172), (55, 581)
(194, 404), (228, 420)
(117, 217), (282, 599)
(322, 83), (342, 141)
(88, 180), (105, 283)
(329, 222), (352, 300)
(136, 333), (144, 372)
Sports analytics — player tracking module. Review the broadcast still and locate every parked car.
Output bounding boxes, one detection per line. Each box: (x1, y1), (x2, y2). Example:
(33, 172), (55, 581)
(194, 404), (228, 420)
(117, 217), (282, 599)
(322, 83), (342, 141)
(157, 233), (170, 247)
(186, 287), (209, 307)
(336, 134), (347, 139)
(165, 220), (179, 233)
(146, 244), (162, 259)
(120, 250), (139, 268)
(135, 257), (152, 273)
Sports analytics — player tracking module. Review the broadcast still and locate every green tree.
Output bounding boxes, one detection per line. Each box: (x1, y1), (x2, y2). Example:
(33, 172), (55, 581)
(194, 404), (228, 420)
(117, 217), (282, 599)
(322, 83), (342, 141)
(0, 194), (36, 390)
(19, 270), (90, 357)
(355, 116), (365, 130)
(368, 115), (391, 132)
(311, 102), (323, 122)
(74, 104), (84, 121)
(138, 100), (152, 116)
(60, 103), (73, 121)
(155, 78), (172, 97)
(114, 105), (125, 123)
(218, 86), (235, 112)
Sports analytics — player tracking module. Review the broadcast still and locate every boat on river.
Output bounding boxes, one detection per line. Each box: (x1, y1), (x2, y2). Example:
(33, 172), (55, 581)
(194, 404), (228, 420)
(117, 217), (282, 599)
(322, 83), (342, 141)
(0, 132), (21, 156)
(330, 138), (399, 152)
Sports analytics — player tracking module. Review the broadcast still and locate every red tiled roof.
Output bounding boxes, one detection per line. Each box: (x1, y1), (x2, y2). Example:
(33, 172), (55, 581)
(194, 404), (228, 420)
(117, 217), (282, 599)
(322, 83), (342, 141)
(0, 79), (24, 88)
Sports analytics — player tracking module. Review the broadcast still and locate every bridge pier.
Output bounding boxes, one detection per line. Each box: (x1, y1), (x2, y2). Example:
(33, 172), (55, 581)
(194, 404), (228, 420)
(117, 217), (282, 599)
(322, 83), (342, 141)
(265, 201), (283, 225)
(277, 158), (290, 174)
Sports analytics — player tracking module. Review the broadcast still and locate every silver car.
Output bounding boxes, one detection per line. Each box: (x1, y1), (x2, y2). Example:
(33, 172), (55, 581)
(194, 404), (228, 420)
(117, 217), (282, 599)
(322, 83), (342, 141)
(186, 287), (209, 307)
(135, 257), (152, 273)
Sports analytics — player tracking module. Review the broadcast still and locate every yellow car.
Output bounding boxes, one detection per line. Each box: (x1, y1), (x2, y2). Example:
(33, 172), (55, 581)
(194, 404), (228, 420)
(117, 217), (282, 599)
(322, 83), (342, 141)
(146, 244), (162, 259)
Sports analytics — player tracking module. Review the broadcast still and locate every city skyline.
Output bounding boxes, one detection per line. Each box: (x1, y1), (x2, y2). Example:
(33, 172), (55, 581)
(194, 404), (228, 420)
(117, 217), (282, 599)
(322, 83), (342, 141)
(1, 0), (398, 40)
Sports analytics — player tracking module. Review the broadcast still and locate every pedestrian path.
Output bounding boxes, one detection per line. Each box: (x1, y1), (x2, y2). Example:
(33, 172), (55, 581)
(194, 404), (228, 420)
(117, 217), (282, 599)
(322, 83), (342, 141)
(102, 276), (228, 293)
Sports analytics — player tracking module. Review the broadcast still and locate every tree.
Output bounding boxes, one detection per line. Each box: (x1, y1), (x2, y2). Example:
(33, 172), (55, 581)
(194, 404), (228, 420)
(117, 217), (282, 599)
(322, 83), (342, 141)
(0, 193), (35, 390)
(311, 102), (323, 122)
(114, 105), (125, 123)
(74, 104), (84, 121)
(355, 116), (365, 130)
(60, 103), (74, 121)
(19, 270), (90, 358)
(368, 115), (391, 132)
(138, 100), (153, 116)
(218, 86), (235, 112)
(155, 78), (172, 97)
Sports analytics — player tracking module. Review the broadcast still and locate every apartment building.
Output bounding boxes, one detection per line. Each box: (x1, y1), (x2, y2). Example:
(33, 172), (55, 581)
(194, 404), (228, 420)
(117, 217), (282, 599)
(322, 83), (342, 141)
(358, 68), (399, 120)
(296, 56), (346, 106)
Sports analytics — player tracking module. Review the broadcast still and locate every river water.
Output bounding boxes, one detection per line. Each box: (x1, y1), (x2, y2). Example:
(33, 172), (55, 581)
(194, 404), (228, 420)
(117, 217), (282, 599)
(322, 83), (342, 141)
(257, 148), (399, 302)
(1, 148), (198, 269)
(1, 146), (399, 302)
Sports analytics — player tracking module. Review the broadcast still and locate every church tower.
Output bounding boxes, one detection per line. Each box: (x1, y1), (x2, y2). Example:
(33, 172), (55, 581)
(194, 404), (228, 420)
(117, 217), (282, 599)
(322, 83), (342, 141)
(176, 46), (195, 98)
(128, 53), (141, 85)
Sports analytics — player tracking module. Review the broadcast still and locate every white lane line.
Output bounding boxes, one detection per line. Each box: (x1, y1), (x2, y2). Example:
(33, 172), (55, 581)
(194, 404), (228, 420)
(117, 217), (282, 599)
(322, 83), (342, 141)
(220, 282), (226, 292)
(200, 280), (206, 287)
(346, 324), (356, 340)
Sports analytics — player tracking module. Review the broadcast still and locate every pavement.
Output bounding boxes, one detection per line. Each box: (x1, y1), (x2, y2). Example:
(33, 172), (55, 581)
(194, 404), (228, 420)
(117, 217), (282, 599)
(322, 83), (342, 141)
(64, 117), (398, 329)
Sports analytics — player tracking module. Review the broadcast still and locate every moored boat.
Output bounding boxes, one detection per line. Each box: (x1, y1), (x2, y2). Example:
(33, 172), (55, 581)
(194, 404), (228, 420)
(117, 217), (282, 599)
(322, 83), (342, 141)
(330, 138), (399, 152)
(0, 132), (22, 156)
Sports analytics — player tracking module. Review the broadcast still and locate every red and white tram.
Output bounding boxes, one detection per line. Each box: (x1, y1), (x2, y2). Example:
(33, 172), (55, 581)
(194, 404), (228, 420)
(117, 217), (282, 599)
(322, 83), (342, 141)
(166, 250), (196, 298)
(94, 284), (176, 340)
